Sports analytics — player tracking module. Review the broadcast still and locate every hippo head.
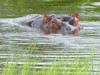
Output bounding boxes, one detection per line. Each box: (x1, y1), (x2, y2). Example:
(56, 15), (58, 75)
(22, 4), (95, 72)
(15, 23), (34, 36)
(49, 18), (61, 34)
(73, 12), (83, 36)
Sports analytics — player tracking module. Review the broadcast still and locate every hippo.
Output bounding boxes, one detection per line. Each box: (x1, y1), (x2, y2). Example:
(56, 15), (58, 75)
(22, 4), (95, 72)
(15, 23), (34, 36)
(13, 12), (82, 36)
(47, 12), (82, 36)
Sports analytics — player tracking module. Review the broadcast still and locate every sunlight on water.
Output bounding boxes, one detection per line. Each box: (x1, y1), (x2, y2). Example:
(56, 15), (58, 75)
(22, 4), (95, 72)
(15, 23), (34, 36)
(91, 2), (100, 6)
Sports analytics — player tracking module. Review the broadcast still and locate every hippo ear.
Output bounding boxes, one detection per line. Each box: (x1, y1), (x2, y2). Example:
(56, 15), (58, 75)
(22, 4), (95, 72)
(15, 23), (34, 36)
(73, 12), (79, 19)
(44, 15), (50, 22)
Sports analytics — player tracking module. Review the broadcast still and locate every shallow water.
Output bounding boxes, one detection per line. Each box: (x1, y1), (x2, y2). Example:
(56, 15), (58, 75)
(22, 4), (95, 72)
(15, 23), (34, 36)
(0, 0), (100, 74)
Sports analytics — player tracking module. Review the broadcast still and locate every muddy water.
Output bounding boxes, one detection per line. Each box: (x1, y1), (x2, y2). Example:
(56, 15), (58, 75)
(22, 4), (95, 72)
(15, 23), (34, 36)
(0, 0), (100, 74)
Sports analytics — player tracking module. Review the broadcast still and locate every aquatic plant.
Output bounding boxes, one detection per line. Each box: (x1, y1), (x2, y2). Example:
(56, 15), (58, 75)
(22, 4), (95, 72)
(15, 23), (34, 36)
(2, 47), (99, 75)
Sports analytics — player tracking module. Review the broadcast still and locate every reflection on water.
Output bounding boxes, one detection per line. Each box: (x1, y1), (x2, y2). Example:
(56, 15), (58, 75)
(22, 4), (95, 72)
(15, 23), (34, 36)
(0, 0), (100, 74)
(91, 2), (100, 6)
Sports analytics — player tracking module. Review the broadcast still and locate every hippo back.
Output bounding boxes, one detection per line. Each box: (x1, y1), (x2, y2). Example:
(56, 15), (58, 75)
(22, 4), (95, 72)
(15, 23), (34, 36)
(13, 14), (44, 28)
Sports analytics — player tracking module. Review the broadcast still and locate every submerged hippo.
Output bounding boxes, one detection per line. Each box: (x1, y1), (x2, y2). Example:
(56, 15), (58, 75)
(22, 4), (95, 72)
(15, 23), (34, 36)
(13, 12), (82, 36)
(49, 12), (83, 36)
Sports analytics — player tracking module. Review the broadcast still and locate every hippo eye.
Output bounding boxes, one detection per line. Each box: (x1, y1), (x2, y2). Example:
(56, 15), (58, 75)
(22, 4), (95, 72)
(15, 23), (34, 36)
(52, 21), (54, 23)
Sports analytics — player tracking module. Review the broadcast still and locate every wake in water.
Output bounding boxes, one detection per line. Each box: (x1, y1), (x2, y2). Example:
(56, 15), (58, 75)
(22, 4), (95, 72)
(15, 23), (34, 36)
(0, 13), (84, 49)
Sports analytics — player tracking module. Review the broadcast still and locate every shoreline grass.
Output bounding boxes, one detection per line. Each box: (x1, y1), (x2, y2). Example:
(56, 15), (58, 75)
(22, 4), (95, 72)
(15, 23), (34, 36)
(1, 45), (100, 75)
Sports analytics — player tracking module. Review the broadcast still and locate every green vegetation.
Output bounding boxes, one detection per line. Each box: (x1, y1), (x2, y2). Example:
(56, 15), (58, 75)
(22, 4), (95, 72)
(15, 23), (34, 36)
(1, 44), (100, 75)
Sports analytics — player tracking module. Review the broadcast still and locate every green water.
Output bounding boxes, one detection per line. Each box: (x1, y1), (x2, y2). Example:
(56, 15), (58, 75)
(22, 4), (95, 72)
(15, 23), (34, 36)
(0, 0), (99, 20)
(0, 0), (100, 74)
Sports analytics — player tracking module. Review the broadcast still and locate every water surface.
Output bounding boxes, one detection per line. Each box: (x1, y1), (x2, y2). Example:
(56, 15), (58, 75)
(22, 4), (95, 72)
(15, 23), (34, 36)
(0, 0), (100, 74)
